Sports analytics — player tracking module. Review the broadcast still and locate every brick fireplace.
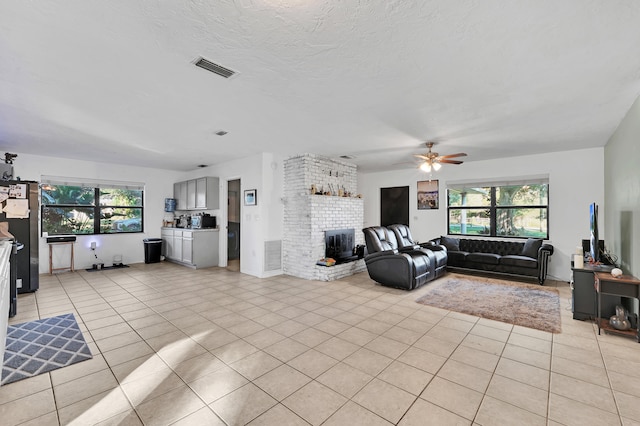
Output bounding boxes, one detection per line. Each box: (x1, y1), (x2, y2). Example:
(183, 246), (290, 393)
(283, 154), (366, 281)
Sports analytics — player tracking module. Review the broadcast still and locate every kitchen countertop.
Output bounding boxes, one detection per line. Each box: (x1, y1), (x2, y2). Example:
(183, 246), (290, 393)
(162, 227), (220, 232)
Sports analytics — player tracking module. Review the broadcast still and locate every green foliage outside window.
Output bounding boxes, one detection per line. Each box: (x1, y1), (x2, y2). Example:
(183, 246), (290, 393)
(41, 185), (144, 235)
(447, 183), (548, 238)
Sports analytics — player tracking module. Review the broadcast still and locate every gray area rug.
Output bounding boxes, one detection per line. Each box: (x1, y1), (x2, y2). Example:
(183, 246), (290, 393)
(2, 313), (92, 386)
(416, 274), (561, 333)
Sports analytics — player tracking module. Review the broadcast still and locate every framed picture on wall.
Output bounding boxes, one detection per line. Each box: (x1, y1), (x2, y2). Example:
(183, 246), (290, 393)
(244, 189), (257, 206)
(417, 180), (439, 210)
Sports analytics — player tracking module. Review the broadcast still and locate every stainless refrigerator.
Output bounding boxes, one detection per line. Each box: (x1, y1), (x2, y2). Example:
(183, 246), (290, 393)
(0, 180), (39, 295)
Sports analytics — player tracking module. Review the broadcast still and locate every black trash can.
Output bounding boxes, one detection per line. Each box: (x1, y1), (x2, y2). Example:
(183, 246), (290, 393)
(143, 238), (163, 264)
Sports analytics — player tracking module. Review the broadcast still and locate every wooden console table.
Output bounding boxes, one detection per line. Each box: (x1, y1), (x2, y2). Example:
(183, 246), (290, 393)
(595, 271), (640, 342)
(48, 241), (75, 274)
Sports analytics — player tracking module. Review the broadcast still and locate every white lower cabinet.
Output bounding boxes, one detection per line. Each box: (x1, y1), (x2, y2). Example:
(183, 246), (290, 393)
(161, 228), (218, 268)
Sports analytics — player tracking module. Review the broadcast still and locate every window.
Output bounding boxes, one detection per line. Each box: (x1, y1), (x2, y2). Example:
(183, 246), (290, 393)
(41, 177), (144, 235)
(447, 178), (548, 238)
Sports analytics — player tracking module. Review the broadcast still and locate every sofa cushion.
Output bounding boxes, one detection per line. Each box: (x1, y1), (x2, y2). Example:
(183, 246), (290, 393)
(440, 236), (460, 251)
(430, 249), (448, 268)
(521, 238), (543, 259)
(467, 253), (501, 265)
(501, 255), (538, 268)
(459, 239), (523, 256)
(446, 250), (468, 266)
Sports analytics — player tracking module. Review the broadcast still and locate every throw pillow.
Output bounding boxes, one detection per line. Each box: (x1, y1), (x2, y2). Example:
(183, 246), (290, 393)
(521, 238), (542, 258)
(440, 236), (460, 251)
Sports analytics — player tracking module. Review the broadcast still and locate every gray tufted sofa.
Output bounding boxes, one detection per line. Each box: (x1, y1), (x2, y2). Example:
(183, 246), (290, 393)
(430, 236), (554, 285)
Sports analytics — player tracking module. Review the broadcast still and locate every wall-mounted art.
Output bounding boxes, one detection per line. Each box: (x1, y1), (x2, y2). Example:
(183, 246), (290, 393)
(244, 189), (257, 206)
(417, 180), (439, 210)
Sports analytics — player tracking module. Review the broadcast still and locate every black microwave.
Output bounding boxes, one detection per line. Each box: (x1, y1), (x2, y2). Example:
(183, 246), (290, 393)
(200, 215), (216, 229)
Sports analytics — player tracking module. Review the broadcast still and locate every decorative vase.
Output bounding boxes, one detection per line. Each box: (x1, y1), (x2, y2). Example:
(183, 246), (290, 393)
(609, 305), (631, 330)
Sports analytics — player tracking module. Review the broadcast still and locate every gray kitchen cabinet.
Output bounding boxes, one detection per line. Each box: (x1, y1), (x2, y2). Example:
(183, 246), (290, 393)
(161, 228), (218, 268)
(182, 231), (193, 264)
(195, 177), (219, 209)
(174, 181), (187, 210)
(173, 177), (219, 210)
(161, 228), (175, 259)
(187, 180), (197, 209)
(173, 230), (183, 261)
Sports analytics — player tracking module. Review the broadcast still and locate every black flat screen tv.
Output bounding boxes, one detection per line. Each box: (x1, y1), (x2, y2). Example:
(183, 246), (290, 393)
(589, 202), (599, 262)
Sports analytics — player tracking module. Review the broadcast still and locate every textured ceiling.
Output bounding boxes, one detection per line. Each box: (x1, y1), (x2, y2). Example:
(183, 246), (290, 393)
(2, 1), (640, 172)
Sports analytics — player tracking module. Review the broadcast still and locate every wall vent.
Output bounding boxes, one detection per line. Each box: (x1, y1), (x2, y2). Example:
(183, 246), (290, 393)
(194, 57), (237, 79)
(264, 240), (282, 272)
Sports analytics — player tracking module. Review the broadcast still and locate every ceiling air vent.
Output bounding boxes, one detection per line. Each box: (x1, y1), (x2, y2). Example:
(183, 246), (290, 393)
(194, 57), (237, 79)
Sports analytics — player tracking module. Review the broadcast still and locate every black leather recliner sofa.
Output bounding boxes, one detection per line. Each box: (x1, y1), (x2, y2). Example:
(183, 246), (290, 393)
(388, 224), (448, 279)
(362, 226), (447, 290)
(431, 236), (554, 284)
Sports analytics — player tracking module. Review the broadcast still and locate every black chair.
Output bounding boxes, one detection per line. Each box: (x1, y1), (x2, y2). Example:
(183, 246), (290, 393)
(388, 224), (448, 279)
(362, 226), (440, 290)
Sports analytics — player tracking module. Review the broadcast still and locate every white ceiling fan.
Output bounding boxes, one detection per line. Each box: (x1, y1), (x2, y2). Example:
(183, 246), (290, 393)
(413, 142), (467, 172)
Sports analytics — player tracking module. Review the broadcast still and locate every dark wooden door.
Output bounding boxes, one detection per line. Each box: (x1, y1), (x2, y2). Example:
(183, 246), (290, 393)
(380, 186), (409, 226)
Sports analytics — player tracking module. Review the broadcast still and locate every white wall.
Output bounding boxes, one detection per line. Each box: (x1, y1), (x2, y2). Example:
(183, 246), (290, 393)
(12, 152), (181, 273)
(359, 148), (606, 282)
(181, 152), (285, 278)
(605, 94), (640, 277)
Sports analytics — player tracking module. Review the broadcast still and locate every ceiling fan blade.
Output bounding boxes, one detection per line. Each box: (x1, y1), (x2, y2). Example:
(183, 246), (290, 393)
(413, 154), (430, 160)
(439, 153), (467, 159)
(438, 159), (464, 164)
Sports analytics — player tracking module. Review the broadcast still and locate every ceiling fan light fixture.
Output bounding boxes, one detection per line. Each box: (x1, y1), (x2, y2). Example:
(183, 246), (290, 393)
(413, 141), (467, 172)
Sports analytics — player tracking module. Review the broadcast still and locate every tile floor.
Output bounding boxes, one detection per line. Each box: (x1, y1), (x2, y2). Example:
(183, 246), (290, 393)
(1, 263), (640, 425)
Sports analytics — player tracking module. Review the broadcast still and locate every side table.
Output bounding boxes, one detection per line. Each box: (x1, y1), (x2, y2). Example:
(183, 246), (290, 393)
(595, 271), (640, 342)
(48, 241), (75, 275)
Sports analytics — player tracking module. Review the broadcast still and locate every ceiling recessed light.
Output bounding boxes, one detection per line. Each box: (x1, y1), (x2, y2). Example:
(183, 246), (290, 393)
(215, 130), (228, 136)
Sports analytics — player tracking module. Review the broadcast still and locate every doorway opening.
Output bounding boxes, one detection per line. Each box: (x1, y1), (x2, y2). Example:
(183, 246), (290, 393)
(227, 179), (241, 272)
